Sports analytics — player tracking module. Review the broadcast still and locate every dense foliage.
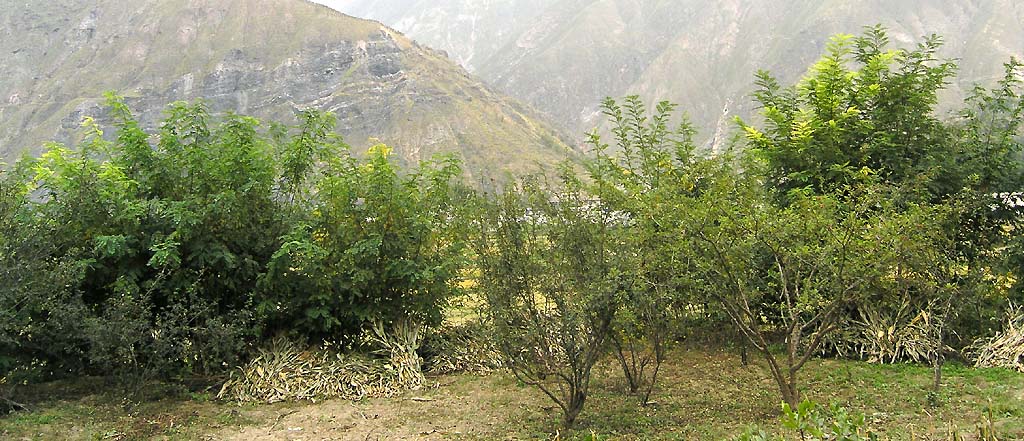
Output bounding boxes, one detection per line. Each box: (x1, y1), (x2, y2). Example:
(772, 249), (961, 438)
(258, 141), (466, 340)
(0, 97), (466, 382)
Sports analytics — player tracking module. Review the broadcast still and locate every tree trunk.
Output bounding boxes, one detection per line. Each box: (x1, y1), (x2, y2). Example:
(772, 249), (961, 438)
(563, 392), (586, 427)
(641, 355), (662, 406)
(763, 352), (802, 409)
(612, 336), (642, 394)
(780, 380), (801, 409)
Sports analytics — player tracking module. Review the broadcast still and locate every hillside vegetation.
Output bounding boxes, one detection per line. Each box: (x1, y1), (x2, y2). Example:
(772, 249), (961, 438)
(1, 25), (1022, 440)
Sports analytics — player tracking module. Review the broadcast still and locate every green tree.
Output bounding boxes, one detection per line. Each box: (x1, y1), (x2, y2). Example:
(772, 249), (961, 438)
(739, 27), (1023, 362)
(686, 171), (948, 407)
(474, 168), (622, 426)
(6, 97), (292, 378)
(740, 26), (957, 201)
(587, 96), (700, 403)
(0, 91), (475, 385)
(0, 94), (471, 382)
(950, 59), (1024, 306)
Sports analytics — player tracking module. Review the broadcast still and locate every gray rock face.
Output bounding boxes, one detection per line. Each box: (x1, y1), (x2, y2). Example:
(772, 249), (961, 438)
(0, 0), (574, 179)
(316, 0), (554, 74)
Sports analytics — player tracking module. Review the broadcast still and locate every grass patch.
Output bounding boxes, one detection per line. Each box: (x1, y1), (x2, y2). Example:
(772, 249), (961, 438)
(2, 347), (1021, 440)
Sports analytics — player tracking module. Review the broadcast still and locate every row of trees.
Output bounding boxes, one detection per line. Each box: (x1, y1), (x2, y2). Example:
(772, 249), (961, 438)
(474, 28), (1023, 424)
(0, 27), (1021, 426)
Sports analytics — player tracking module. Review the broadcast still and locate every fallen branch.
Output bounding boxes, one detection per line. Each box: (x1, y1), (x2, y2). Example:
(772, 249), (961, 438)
(1, 395), (29, 413)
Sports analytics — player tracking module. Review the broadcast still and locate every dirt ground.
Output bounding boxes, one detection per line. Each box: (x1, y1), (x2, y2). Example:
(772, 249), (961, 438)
(3, 348), (1023, 440)
(209, 375), (540, 440)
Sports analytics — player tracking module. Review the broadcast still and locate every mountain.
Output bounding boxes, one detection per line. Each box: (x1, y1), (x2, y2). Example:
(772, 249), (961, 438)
(317, 0), (1024, 147)
(316, 0), (552, 74)
(0, 0), (575, 181)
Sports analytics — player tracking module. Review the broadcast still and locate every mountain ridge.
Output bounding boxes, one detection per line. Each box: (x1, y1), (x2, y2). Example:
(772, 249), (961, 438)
(319, 0), (1024, 147)
(0, 0), (577, 181)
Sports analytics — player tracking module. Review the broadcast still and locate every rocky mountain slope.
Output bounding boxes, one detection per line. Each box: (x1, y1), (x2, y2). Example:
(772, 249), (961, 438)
(0, 0), (575, 180)
(318, 0), (551, 73)
(319, 0), (1024, 147)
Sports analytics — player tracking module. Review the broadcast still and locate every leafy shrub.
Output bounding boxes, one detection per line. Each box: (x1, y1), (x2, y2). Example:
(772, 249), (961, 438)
(735, 400), (878, 441)
(587, 96), (700, 403)
(727, 26), (1021, 405)
(741, 28), (1023, 366)
(257, 142), (467, 340)
(0, 164), (92, 382)
(474, 170), (623, 426)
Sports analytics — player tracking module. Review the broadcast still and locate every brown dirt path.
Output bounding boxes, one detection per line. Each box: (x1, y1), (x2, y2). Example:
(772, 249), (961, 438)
(210, 375), (542, 440)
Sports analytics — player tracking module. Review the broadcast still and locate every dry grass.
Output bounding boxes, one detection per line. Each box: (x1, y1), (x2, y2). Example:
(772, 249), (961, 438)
(216, 338), (423, 404)
(422, 324), (504, 375)
(973, 307), (1024, 373)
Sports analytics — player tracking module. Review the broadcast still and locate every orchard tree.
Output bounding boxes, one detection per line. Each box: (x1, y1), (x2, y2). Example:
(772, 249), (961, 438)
(474, 168), (625, 426)
(685, 171), (948, 407)
(739, 26), (1024, 361)
(586, 96), (702, 403)
(950, 59), (1024, 306)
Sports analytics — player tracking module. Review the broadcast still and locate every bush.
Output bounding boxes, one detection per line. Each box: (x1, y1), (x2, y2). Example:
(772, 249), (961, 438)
(0, 185), (91, 382)
(5, 99), (284, 379)
(741, 29), (1024, 366)
(474, 170), (622, 426)
(587, 96), (700, 403)
(257, 142), (467, 341)
(735, 400), (878, 441)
